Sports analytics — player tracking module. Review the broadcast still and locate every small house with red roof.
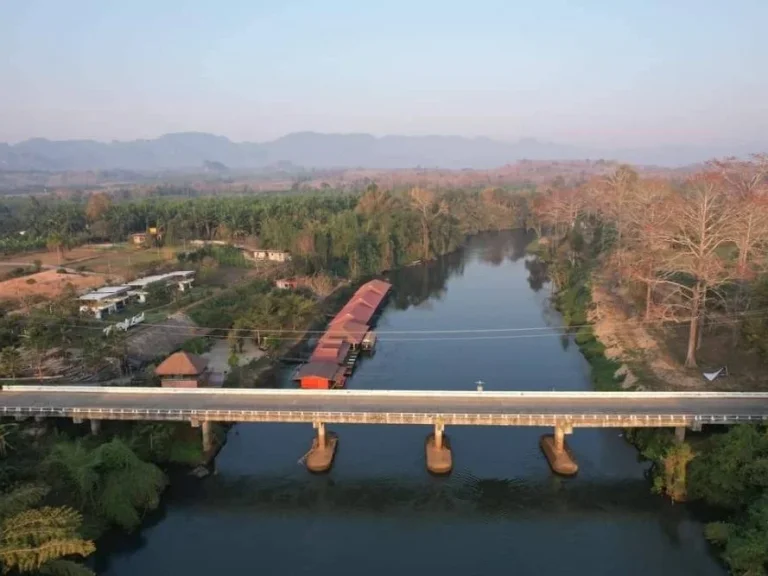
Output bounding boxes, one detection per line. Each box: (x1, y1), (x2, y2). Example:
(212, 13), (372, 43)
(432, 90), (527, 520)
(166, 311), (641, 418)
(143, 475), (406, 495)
(293, 361), (347, 389)
(154, 351), (209, 388)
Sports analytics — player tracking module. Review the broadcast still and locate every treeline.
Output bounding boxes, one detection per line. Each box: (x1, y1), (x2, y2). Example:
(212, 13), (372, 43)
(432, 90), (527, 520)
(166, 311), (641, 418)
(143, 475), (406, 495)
(529, 155), (768, 368)
(0, 186), (528, 278)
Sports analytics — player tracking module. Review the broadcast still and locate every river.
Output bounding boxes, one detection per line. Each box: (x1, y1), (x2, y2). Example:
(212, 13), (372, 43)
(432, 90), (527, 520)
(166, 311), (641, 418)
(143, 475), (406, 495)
(98, 231), (723, 576)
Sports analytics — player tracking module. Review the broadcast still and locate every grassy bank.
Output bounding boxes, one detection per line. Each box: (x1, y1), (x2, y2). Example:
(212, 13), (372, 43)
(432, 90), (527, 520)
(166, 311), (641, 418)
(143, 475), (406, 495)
(528, 238), (624, 392)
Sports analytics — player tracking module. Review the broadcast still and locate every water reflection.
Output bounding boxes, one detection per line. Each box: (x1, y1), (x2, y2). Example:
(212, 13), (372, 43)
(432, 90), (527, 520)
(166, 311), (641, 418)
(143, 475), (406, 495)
(388, 249), (465, 310)
(524, 257), (549, 292)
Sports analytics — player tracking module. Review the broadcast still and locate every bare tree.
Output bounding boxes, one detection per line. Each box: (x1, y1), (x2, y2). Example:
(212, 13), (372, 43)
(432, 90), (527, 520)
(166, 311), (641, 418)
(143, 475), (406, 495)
(589, 165), (639, 253)
(655, 174), (738, 367)
(408, 187), (447, 260)
(620, 179), (675, 319)
(710, 155), (768, 276)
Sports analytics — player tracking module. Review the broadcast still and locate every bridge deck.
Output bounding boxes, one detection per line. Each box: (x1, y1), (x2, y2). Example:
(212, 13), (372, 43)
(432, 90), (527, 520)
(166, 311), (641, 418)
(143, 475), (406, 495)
(2, 386), (768, 428)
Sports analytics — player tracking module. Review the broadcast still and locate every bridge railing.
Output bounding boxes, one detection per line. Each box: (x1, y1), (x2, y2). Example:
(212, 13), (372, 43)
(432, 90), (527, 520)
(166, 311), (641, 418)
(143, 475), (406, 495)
(2, 405), (766, 427)
(4, 384), (768, 400)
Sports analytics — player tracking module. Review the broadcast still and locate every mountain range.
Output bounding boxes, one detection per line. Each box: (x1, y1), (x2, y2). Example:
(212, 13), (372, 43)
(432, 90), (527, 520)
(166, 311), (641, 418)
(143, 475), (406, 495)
(0, 132), (764, 172)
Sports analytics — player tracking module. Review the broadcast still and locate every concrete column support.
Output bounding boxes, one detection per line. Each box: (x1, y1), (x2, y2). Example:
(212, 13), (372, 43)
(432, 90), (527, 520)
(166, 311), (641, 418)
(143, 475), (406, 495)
(674, 426), (686, 443)
(540, 424), (578, 476)
(314, 421), (326, 448)
(89, 419), (101, 435)
(72, 416), (83, 424)
(434, 422), (445, 450)
(553, 424), (565, 453)
(201, 421), (213, 454)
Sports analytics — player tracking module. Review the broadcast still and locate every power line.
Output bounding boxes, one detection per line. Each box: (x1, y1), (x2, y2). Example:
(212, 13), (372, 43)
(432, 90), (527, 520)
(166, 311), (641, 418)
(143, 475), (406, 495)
(48, 310), (768, 344)
(66, 304), (768, 337)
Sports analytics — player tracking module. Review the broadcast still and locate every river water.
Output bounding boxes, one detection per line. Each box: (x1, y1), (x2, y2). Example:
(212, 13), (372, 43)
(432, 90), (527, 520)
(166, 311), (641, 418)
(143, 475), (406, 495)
(99, 231), (723, 576)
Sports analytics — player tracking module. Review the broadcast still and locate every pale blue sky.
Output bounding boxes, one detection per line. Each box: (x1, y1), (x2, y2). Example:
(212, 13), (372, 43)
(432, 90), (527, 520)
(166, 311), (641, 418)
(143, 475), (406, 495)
(1, 0), (766, 145)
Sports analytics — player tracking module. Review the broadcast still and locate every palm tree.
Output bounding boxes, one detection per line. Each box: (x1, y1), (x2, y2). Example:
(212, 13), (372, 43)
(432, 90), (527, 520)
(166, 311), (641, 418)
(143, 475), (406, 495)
(0, 485), (95, 575)
(46, 233), (66, 266)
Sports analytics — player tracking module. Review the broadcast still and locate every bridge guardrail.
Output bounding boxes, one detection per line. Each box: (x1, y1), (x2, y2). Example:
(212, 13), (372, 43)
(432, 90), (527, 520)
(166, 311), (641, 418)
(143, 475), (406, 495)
(4, 385), (768, 400)
(2, 405), (766, 426)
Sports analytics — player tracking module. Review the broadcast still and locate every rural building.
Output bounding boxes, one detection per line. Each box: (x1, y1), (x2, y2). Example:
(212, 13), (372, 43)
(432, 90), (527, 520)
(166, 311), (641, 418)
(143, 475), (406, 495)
(78, 285), (134, 319)
(190, 240), (228, 247)
(154, 351), (209, 388)
(245, 249), (292, 262)
(275, 278), (299, 290)
(293, 278), (392, 388)
(130, 227), (161, 245)
(293, 361), (346, 389)
(130, 232), (148, 245)
(126, 270), (195, 297)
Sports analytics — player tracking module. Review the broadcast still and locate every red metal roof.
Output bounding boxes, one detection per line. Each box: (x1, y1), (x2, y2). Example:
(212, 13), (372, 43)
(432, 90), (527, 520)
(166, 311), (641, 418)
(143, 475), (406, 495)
(311, 339), (351, 363)
(326, 320), (368, 346)
(294, 361), (343, 381)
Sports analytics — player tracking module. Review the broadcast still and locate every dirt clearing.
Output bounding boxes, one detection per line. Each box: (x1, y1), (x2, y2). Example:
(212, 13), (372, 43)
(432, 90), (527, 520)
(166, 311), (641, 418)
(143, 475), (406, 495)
(0, 269), (107, 303)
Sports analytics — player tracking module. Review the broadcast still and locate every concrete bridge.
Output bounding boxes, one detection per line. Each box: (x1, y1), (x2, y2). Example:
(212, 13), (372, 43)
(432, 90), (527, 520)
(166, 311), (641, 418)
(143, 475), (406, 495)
(2, 385), (767, 475)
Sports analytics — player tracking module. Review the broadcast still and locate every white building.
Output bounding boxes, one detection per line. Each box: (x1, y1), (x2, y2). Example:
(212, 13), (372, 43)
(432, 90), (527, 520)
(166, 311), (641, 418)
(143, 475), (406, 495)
(78, 286), (134, 319)
(246, 249), (292, 262)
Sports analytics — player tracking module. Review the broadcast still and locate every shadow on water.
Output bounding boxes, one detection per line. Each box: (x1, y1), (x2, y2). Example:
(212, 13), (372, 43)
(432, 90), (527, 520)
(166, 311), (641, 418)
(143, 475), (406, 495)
(162, 472), (678, 521)
(95, 470), (690, 566)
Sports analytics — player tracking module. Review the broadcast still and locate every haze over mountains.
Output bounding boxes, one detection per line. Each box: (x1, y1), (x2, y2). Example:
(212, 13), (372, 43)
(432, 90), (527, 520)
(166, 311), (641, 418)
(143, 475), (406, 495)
(0, 132), (764, 172)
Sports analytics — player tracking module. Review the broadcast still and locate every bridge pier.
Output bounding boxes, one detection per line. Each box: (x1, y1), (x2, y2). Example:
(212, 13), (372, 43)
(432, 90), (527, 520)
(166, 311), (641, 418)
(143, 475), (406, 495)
(426, 421), (452, 474)
(540, 424), (578, 476)
(72, 416), (83, 425)
(305, 421), (337, 473)
(674, 426), (686, 443)
(201, 421), (214, 454)
(90, 419), (101, 435)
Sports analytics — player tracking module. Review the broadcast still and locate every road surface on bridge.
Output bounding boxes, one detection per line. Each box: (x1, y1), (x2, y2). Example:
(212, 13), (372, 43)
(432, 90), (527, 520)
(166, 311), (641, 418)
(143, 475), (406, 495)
(2, 386), (768, 428)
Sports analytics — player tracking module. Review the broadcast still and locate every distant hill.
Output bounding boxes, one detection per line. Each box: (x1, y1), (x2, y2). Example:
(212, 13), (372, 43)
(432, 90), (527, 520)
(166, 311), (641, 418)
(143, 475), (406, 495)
(0, 131), (764, 172)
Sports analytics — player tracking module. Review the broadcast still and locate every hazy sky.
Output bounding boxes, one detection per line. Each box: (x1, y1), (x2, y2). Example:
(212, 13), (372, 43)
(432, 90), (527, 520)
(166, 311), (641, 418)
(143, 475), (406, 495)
(2, 0), (767, 146)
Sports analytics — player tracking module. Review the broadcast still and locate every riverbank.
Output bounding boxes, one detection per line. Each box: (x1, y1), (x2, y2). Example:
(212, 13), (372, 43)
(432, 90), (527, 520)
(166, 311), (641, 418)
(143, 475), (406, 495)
(529, 236), (768, 576)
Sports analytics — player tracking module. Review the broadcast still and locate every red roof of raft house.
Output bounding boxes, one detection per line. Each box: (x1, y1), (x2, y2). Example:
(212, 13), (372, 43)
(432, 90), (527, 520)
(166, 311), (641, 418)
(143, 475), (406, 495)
(293, 361), (347, 389)
(310, 337), (351, 363)
(325, 320), (368, 347)
(329, 280), (392, 327)
(296, 279), (391, 390)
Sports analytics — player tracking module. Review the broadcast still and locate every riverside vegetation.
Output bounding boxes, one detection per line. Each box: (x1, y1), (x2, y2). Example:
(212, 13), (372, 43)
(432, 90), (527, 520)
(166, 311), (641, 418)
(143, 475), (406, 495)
(528, 156), (768, 575)
(2, 158), (768, 574)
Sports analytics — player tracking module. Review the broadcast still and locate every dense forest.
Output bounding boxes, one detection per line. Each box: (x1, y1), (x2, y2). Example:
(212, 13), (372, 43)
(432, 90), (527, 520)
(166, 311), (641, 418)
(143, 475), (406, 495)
(0, 185), (528, 278)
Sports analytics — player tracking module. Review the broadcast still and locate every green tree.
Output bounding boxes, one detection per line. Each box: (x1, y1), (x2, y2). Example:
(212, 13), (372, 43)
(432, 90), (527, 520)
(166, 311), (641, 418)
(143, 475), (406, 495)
(0, 347), (21, 379)
(706, 494), (768, 576)
(688, 425), (768, 511)
(46, 233), (67, 266)
(46, 439), (167, 532)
